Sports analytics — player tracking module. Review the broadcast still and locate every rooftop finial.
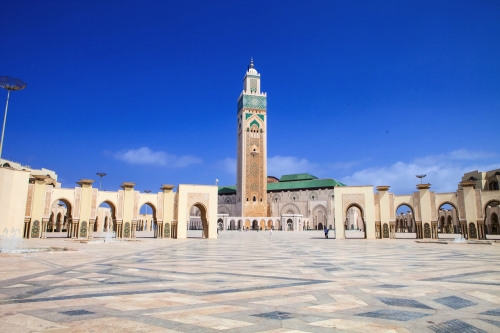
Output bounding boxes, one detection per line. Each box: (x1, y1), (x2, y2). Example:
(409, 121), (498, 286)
(249, 57), (254, 69)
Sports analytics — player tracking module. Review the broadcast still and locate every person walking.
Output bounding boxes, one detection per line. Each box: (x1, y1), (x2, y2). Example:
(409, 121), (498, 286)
(270, 228), (273, 236)
(324, 227), (329, 239)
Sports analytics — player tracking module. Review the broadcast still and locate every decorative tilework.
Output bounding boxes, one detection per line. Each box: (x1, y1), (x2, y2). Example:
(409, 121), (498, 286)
(60, 310), (94, 316)
(79, 221), (88, 238)
(376, 297), (433, 309)
(358, 309), (429, 321)
(257, 114), (264, 121)
(424, 223), (431, 238)
(252, 311), (293, 320)
(428, 319), (486, 333)
(124, 222), (130, 238)
(164, 222), (170, 238)
(481, 308), (500, 317)
(377, 284), (407, 289)
(245, 112), (252, 119)
(31, 220), (40, 238)
(434, 296), (476, 309)
(242, 95), (266, 110)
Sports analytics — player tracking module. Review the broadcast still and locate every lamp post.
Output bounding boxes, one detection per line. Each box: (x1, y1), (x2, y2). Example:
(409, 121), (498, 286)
(416, 174), (426, 184)
(0, 76), (27, 162)
(96, 173), (107, 191)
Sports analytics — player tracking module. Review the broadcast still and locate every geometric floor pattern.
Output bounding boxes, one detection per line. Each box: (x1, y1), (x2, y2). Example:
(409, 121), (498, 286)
(0, 231), (500, 332)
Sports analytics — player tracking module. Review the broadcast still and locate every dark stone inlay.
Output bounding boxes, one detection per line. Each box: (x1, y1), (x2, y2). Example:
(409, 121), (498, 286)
(480, 308), (500, 317)
(434, 296), (477, 309)
(324, 267), (342, 272)
(358, 309), (429, 321)
(428, 319), (486, 333)
(421, 270), (497, 282)
(1, 279), (329, 305)
(376, 297), (434, 309)
(377, 284), (406, 289)
(252, 311), (293, 320)
(60, 310), (94, 316)
(481, 319), (500, 328)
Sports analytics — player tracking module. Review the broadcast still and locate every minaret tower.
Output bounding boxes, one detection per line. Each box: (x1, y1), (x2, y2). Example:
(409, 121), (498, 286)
(236, 58), (268, 217)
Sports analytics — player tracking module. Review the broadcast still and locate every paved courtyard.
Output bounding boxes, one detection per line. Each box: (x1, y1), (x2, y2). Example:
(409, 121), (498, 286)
(1, 231), (500, 332)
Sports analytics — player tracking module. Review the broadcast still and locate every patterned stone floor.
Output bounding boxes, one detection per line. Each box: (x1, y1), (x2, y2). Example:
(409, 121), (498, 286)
(1, 231), (500, 332)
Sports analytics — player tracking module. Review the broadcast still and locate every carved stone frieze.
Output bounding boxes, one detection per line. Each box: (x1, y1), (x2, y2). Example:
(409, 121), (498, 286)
(457, 190), (466, 220)
(389, 193), (395, 221)
(117, 190), (124, 219)
(475, 189), (483, 219)
(342, 194), (365, 215)
(157, 192), (164, 220)
(133, 191), (139, 220)
(43, 185), (53, 218)
(25, 184), (34, 217)
(90, 188), (98, 218)
(413, 192), (421, 221)
(430, 192), (437, 221)
(73, 187), (82, 219)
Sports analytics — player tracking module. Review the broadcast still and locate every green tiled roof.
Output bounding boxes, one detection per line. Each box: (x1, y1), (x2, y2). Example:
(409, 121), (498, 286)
(279, 173), (318, 182)
(218, 177), (346, 195)
(218, 186), (236, 195)
(267, 178), (345, 192)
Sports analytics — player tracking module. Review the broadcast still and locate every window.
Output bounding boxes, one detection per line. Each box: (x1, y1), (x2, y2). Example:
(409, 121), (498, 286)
(253, 196), (256, 202)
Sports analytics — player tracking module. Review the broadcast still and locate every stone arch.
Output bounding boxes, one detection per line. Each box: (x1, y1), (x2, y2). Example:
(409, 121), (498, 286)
(312, 204), (327, 230)
(245, 219), (251, 230)
(98, 200), (118, 232)
(230, 219), (236, 230)
(189, 202), (209, 238)
(217, 218), (223, 230)
(309, 191), (319, 201)
(395, 203), (415, 233)
(484, 200), (500, 235)
(267, 220), (273, 229)
(260, 219), (266, 230)
(345, 203), (366, 239)
(50, 198), (73, 236)
(281, 203), (300, 215)
(252, 220), (258, 230)
(271, 194), (281, 203)
(218, 205), (230, 215)
(437, 202), (459, 234)
(289, 192), (299, 202)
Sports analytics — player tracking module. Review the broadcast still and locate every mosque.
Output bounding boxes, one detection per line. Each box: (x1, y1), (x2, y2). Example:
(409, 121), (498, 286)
(0, 60), (499, 241)
(215, 59), (500, 240)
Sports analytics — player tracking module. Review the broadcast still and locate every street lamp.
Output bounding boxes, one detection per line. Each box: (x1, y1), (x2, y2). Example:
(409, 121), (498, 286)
(143, 190), (151, 215)
(0, 76), (27, 162)
(96, 173), (107, 191)
(416, 174), (426, 184)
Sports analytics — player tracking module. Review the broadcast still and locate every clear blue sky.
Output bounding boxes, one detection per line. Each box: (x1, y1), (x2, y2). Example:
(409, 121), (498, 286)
(1, 0), (499, 195)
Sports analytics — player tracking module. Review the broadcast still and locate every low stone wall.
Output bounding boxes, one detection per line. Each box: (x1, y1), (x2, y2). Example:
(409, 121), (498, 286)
(486, 234), (500, 240)
(395, 232), (416, 239)
(345, 230), (365, 239)
(187, 230), (204, 238)
(438, 233), (462, 240)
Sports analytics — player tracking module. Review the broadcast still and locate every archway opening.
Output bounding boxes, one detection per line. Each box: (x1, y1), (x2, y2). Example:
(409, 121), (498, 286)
(396, 204), (415, 233)
(47, 199), (72, 237)
(485, 200), (500, 236)
(287, 218), (293, 231)
(252, 220), (258, 230)
(345, 204), (365, 238)
(188, 203), (208, 238)
(97, 201), (117, 234)
(217, 218), (223, 231)
(438, 203), (459, 234)
(137, 202), (156, 237)
(230, 219), (236, 230)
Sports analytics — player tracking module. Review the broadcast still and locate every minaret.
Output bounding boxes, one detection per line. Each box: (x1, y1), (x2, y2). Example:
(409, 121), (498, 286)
(236, 58), (268, 217)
